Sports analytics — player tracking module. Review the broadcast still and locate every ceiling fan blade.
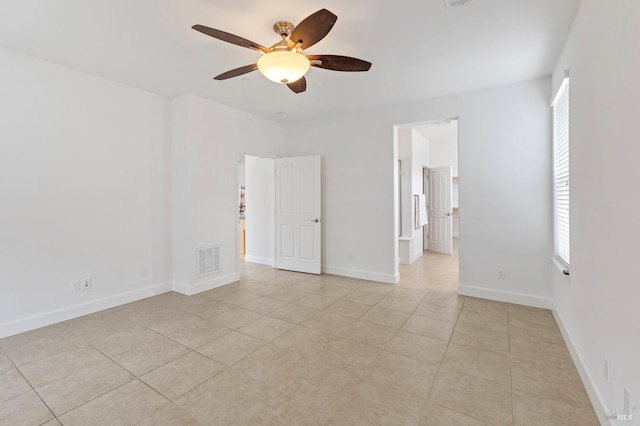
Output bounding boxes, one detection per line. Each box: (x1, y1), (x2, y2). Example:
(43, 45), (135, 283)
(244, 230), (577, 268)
(214, 64), (258, 80)
(307, 55), (372, 72)
(192, 24), (268, 53)
(289, 9), (337, 50)
(287, 77), (307, 93)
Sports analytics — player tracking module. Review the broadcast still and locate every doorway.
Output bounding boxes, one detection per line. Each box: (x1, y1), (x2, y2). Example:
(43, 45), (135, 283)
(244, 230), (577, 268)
(238, 154), (276, 267)
(394, 118), (460, 288)
(238, 154), (323, 275)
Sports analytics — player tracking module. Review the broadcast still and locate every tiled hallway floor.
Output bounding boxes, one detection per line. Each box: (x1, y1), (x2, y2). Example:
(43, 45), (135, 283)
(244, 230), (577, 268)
(0, 245), (599, 425)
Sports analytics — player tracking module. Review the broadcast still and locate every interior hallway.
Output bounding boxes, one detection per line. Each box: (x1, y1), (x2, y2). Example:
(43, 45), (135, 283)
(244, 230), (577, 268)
(0, 241), (598, 425)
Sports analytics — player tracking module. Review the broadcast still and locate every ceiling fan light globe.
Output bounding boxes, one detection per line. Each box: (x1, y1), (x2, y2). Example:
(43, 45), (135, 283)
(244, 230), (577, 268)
(257, 51), (310, 84)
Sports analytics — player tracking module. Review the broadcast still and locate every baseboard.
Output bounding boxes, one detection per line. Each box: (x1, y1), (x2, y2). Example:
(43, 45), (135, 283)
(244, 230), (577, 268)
(457, 284), (553, 309)
(0, 282), (172, 339)
(172, 272), (240, 296)
(552, 304), (611, 425)
(322, 265), (399, 284)
(243, 255), (273, 266)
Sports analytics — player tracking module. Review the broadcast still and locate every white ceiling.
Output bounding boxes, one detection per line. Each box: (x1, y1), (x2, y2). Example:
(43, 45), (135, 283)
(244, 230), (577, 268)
(0, 0), (580, 123)
(413, 120), (459, 145)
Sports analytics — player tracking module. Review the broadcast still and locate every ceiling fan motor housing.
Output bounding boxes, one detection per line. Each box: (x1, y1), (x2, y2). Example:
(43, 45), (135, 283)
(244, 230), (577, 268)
(273, 21), (294, 38)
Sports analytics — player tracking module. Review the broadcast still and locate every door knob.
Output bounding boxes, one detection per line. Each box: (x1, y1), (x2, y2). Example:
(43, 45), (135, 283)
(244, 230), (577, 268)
(310, 218), (322, 223)
(445, 212), (452, 216)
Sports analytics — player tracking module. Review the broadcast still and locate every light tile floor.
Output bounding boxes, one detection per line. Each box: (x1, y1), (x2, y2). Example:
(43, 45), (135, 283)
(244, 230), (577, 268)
(0, 243), (599, 425)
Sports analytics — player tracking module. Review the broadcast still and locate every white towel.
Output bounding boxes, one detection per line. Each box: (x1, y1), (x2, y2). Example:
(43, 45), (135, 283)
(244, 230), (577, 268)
(415, 194), (428, 228)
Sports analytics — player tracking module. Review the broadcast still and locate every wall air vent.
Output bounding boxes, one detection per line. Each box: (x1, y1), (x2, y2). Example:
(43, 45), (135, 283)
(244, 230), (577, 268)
(444, 0), (473, 8)
(197, 245), (220, 277)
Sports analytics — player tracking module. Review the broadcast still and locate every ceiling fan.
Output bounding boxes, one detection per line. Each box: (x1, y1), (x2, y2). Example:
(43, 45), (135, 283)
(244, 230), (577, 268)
(192, 9), (372, 94)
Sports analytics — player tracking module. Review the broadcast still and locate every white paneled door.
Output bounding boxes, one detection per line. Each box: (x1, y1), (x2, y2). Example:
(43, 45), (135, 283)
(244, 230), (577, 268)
(428, 165), (453, 255)
(275, 156), (321, 274)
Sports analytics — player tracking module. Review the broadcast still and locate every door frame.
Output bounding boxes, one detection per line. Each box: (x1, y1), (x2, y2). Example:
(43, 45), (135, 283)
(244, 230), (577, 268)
(393, 118), (461, 277)
(237, 151), (277, 269)
(423, 166), (430, 251)
(237, 152), (322, 275)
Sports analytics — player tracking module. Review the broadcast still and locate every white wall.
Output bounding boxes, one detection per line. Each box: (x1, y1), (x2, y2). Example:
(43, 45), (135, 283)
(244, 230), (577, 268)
(244, 155), (275, 265)
(551, 1), (640, 423)
(411, 130), (429, 259)
(427, 124), (459, 168)
(398, 128), (413, 239)
(398, 128), (429, 264)
(170, 95), (190, 289)
(170, 95), (283, 295)
(0, 47), (171, 337)
(238, 163), (245, 188)
(284, 77), (552, 300)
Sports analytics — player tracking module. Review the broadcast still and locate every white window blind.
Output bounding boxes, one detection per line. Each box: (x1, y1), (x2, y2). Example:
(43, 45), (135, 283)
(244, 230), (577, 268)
(552, 77), (570, 265)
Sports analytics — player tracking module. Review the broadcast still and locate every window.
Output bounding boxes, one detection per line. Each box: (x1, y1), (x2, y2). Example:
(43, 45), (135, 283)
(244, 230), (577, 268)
(552, 76), (570, 266)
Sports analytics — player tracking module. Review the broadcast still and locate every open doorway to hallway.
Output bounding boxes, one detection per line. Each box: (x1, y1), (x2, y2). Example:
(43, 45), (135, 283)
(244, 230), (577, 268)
(394, 118), (459, 289)
(237, 154), (276, 270)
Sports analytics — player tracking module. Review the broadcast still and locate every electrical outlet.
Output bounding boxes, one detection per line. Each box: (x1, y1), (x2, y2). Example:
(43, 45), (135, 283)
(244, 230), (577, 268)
(81, 278), (91, 289)
(71, 280), (81, 292)
(497, 268), (505, 279)
(604, 358), (609, 382)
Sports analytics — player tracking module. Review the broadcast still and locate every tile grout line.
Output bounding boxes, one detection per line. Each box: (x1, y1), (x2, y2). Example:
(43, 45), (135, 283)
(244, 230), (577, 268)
(420, 293), (498, 426)
(3, 348), (59, 424)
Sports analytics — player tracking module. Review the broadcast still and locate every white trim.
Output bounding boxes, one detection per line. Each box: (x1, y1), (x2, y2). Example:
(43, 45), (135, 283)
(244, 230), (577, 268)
(172, 272), (240, 296)
(457, 284), (552, 309)
(552, 304), (611, 426)
(411, 249), (423, 264)
(550, 74), (570, 106)
(0, 282), (172, 339)
(551, 256), (571, 281)
(322, 265), (399, 284)
(244, 255), (274, 266)
(552, 76), (570, 265)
